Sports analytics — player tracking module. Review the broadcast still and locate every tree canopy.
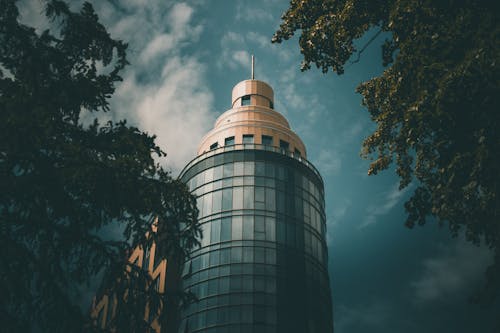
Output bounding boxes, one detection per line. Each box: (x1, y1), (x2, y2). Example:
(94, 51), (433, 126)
(273, 0), (499, 301)
(0, 0), (199, 331)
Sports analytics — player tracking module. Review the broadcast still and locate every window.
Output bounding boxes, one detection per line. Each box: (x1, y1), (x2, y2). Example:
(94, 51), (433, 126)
(262, 135), (273, 146)
(221, 217), (231, 241)
(270, 101), (274, 109)
(242, 134), (254, 144)
(225, 136), (235, 146)
(209, 142), (218, 150)
(279, 140), (289, 151)
(241, 95), (251, 106)
(294, 148), (301, 156)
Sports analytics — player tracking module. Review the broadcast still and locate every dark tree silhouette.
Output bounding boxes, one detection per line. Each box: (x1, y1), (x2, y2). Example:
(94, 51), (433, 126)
(0, 0), (199, 331)
(273, 0), (499, 302)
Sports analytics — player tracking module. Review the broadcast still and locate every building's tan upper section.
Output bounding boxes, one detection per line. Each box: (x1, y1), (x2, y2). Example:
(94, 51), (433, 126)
(198, 79), (307, 158)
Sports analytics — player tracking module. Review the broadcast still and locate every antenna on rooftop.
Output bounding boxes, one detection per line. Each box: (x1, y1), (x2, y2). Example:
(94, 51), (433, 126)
(251, 54), (255, 80)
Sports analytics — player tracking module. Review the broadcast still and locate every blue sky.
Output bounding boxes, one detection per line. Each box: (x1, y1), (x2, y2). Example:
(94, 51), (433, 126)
(19, 0), (499, 331)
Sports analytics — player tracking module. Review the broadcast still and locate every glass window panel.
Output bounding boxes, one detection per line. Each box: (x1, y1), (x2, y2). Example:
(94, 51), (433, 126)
(242, 276), (253, 292)
(210, 219), (220, 243)
(225, 136), (235, 146)
(287, 223), (296, 247)
(232, 216), (243, 240)
(233, 187), (243, 210)
(277, 220), (285, 244)
(209, 250), (219, 266)
(222, 178), (232, 187)
(219, 276), (230, 293)
(230, 276), (242, 292)
(200, 253), (209, 270)
(265, 217), (275, 241)
(244, 161), (254, 175)
(265, 248), (276, 264)
(255, 216), (265, 232)
(277, 166), (285, 180)
(243, 247), (253, 262)
(206, 308), (217, 326)
(255, 187), (265, 202)
(295, 196), (303, 218)
(203, 182), (213, 193)
(255, 247), (265, 263)
(203, 193), (212, 216)
(189, 177), (196, 190)
(223, 163), (234, 177)
(201, 222), (211, 247)
(213, 165), (222, 180)
(265, 188), (276, 211)
(255, 161), (265, 176)
(221, 217), (231, 242)
(242, 176), (254, 187)
(199, 281), (208, 298)
(241, 95), (250, 106)
(265, 177), (275, 187)
(234, 161), (244, 176)
(241, 305), (253, 323)
(254, 277), (265, 292)
(222, 188), (232, 211)
(212, 190), (222, 213)
(192, 256), (201, 272)
(196, 196), (203, 218)
(243, 216), (254, 240)
(265, 163), (275, 177)
(255, 231), (265, 240)
(205, 167), (214, 182)
(233, 176), (243, 186)
(230, 306), (241, 323)
(231, 247), (242, 263)
(197, 170), (206, 185)
(208, 279), (218, 296)
(279, 140), (289, 151)
(255, 176), (265, 186)
(220, 248), (230, 265)
(242, 134), (254, 143)
(243, 187), (254, 209)
(261, 135), (273, 145)
(266, 278), (276, 293)
(305, 230), (312, 254)
(212, 179), (222, 191)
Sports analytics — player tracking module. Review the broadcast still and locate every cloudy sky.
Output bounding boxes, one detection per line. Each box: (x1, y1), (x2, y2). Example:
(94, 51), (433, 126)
(19, 0), (499, 331)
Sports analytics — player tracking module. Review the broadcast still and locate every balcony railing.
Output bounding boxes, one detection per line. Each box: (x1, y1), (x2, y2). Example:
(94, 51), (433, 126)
(179, 144), (323, 183)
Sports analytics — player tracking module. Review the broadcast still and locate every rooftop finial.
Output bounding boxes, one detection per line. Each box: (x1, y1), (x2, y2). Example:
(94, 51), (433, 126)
(251, 54), (255, 80)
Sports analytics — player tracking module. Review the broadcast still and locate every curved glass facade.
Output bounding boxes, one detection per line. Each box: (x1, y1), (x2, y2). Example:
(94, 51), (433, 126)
(179, 148), (333, 333)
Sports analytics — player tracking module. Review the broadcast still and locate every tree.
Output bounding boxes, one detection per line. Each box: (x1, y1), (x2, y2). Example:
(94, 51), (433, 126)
(0, 0), (200, 331)
(273, 0), (500, 302)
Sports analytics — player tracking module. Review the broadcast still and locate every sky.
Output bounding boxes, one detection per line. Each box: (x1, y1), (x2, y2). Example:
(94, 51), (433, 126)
(18, 0), (499, 332)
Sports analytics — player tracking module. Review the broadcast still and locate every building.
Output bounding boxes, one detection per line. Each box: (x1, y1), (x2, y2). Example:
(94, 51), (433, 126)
(90, 219), (180, 332)
(178, 72), (333, 332)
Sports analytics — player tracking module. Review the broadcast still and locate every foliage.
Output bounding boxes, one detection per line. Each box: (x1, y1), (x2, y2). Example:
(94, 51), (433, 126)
(274, 0), (500, 301)
(0, 0), (200, 331)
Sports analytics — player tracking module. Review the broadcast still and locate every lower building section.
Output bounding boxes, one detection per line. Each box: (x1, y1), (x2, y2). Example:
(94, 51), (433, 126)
(179, 147), (333, 333)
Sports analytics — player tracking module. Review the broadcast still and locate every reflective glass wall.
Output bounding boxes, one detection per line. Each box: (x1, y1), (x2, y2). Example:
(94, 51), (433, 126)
(179, 149), (333, 333)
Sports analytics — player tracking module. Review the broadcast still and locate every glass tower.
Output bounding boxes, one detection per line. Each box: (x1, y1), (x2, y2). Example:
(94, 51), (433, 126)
(178, 78), (333, 333)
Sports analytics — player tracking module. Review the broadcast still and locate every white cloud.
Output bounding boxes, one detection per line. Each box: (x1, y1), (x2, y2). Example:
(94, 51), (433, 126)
(360, 182), (412, 228)
(411, 239), (493, 303)
(78, 1), (215, 173)
(113, 57), (213, 173)
(314, 149), (342, 176)
(232, 50), (251, 68)
(138, 3), (201, 63)
(235, 2), (274, 22)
